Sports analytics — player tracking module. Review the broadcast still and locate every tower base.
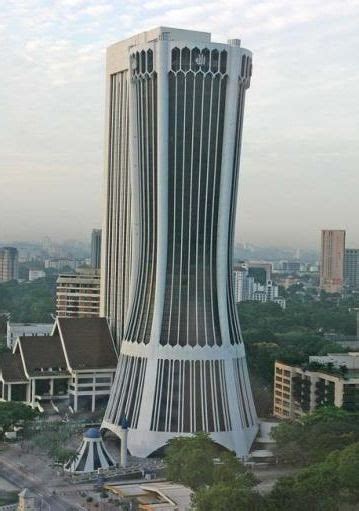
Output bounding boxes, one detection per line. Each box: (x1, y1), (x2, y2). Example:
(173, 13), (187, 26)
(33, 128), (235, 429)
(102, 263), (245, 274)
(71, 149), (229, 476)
(102, 420), (258, 459)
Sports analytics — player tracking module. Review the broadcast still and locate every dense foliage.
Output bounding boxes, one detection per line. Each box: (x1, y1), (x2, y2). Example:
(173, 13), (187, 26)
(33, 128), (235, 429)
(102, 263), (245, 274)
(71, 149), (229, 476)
(0, 401), (38, 433)
(272, 407), (359, 465)
(0, 276), (56, 323)
(165, 432), (252, 491)
(238, 297), (353, 415)
(26, 420), (81, 463)
(268, 442), (359, 510)
(166, 424), (359, 511)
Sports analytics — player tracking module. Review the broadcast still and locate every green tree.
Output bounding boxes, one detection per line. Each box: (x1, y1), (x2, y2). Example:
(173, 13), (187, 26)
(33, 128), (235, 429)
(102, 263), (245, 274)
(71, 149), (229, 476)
(0, 401), (38, 433)
(272, 407), (359, 465)
(165, 433), (216, 489)
(335, 442), (359, 502)
(193, 482), (266, 511)
(268, 466), (340, 511)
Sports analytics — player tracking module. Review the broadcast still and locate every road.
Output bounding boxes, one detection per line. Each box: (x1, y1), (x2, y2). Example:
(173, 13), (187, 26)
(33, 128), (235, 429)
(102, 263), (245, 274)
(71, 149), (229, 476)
(0, 457), (85, 510)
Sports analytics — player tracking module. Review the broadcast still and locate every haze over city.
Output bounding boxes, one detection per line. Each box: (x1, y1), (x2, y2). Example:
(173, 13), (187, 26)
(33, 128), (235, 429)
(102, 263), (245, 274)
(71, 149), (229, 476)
(1, 0), (359, 248)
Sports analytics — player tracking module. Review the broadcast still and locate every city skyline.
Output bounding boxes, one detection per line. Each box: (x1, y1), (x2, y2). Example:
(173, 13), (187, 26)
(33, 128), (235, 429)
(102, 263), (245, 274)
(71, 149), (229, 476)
(1, 1), (359, 247)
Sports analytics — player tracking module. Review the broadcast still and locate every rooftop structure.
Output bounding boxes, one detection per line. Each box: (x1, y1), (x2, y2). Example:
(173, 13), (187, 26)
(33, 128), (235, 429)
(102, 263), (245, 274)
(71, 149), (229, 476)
(64, 427), (116, 473)
(105, 482), (192, 511)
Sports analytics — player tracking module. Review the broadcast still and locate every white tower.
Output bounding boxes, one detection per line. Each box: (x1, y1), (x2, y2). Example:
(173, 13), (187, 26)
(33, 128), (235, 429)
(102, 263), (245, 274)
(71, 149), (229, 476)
(102, 27), (257, 458)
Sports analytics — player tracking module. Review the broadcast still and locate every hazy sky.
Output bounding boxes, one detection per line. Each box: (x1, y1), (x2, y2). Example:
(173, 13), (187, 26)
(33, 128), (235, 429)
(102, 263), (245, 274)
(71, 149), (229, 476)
(1, 0), (359, 249)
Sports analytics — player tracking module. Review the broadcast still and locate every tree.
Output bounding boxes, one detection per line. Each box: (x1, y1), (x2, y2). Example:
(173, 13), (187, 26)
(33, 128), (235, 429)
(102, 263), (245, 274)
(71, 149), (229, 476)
(165, 433), (216, 489)
(165, 433), (254, 491)
(335, 442), (359, 502)
(272, 407), (359, 465)
(268, 467), (339, 511)
(0, 401), (38, 433)
(214, 451), (249, 484)
(193, 482), (266, 511)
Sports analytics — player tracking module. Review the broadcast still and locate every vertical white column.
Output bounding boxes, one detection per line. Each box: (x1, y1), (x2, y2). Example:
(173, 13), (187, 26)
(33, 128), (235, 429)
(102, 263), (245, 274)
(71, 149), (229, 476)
(127, 57), (141, 323)
(216, 42), (242, 347)
(100, 62), (113, 318)
(7, 384), (11, 401)
(136, 35), (169, 434)
(26, 383), (31, 403)
(31, 380), (36, 408)
(74, 375), (78, 412)
(120, 428), (128, 467)
(50, 378), (54, 396)
(92, 374), (96, 412)
(149, 33), (169, 348)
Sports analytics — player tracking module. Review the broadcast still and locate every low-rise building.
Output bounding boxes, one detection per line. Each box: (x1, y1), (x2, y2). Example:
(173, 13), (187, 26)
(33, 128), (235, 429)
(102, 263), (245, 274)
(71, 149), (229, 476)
(28, 269), (46, 281)
(7, 322), (53, 350)
(44, 258), (79, 271)
(105, 482), (192, 511)
(0, 318), (117, 412)
(273, 353), (359, 420)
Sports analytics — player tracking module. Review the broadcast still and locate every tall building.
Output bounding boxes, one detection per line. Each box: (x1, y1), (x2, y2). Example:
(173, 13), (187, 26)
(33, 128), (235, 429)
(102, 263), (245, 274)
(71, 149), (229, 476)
(0, 247), (18, 282)
(344, 249), (359, 291)
(102, 27), (257, 457)
(91, 229), (102, 269)
(233, 265), (254, 303)
(320, 230), (346, 293)
(56, 269), (100, 318)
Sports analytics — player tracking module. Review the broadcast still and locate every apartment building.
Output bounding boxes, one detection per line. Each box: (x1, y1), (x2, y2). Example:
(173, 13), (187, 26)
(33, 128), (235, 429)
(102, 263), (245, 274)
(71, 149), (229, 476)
(56, 269), (100, 318)
(274, 353), (359, 419)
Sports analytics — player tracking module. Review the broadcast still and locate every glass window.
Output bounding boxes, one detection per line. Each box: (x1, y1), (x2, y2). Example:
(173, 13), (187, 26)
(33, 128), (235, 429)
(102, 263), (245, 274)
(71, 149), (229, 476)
(147, 49), (153, 73)
(181, 47), (190, 71)
(172, 47), (180, 71)
(220, 50), (227, 74)
(191, 47), (200, 72)
(211, 49), (219, 73)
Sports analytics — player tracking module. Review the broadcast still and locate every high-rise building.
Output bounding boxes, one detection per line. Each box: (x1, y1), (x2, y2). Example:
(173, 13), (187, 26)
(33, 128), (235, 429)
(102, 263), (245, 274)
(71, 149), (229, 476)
(56, 269), (101, 318)
(102, 27), (257, 457)
(0, 247), (19, 282)
(233, 266), (254, 302)
(344, 249), (359, 291)
(320, 230), (346, 293)
(91, 229), (102, 269)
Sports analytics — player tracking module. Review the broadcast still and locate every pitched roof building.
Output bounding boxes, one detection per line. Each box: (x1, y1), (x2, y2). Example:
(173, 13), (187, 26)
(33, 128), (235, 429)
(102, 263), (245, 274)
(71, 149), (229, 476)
(0, 318), (117, 413)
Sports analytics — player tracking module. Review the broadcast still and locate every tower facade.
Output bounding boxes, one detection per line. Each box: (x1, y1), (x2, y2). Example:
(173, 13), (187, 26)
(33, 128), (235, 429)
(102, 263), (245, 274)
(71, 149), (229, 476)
(320, 230), (345, 294)
(0, 247), (18, 282)
(102, 27), (257, 457)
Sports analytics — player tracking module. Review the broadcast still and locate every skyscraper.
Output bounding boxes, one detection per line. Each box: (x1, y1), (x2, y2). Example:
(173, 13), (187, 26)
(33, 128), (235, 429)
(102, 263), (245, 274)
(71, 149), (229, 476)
(91, 229), (102, 269)
(0, 247), (18, 282)
(102, 27), (257, 457)
(344, 249), (359, 291)
(320, 230), (346, 294)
